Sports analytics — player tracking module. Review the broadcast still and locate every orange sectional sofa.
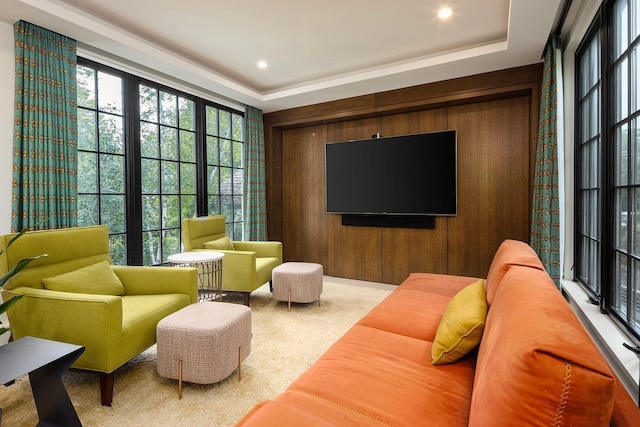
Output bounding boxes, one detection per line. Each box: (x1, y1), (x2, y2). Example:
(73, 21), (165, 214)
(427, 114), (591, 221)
(236, 240), (640, 426)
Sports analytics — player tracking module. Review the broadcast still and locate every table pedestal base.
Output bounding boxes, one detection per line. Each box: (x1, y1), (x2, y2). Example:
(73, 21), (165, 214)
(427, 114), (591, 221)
(0, 336), (84, 427)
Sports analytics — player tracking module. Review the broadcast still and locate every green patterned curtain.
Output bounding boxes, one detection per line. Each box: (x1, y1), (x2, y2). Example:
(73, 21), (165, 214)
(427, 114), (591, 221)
(12, 21), (78, 232)
(531, 36), (562, 288)
(243, 106), (268, 241)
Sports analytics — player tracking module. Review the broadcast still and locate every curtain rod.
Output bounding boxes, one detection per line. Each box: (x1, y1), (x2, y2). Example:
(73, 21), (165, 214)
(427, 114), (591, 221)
(542, 0), (574, 58)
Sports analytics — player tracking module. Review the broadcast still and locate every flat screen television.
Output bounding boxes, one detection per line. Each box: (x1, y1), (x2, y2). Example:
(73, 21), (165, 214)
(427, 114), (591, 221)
(325, 130), (457, 216)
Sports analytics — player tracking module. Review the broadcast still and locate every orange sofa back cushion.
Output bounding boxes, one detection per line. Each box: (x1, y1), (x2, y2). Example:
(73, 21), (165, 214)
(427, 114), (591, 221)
(469, 266), (616, 426)
(485, 239), (545, 306)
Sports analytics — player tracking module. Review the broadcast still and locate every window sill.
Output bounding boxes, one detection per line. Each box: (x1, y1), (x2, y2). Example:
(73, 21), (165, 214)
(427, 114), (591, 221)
(562, 279), (639, 405)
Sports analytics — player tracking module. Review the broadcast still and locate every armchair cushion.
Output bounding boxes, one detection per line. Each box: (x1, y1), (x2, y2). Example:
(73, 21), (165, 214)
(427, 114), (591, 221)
(204, 236), (235, 250)
(42, 260), (125, 296)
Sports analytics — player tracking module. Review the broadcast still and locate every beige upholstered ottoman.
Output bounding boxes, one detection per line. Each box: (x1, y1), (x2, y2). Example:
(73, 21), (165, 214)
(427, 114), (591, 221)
(156, 302), (251, 398)
(272, 262), (323, 310)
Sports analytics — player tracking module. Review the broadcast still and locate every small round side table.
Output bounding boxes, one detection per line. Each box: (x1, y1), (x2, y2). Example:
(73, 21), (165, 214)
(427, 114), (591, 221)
(168, 251), (224, 302)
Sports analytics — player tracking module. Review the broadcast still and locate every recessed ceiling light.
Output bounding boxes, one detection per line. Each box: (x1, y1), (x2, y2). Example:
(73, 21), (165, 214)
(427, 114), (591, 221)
(257, 60), (268, 69)
(438, 7), (452, 19)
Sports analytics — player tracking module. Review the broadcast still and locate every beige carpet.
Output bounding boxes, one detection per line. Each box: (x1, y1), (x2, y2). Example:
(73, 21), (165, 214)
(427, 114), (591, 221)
(0, 280), (393, 426)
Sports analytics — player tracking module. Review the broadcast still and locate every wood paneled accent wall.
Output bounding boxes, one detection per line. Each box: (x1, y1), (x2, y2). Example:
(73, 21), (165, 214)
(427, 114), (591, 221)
(264, 64), (542, 284)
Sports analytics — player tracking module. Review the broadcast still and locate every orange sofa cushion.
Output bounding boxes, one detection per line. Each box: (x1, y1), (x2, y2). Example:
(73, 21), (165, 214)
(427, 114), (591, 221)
(485, 239), (544, 306)
(358, 273), (478, 341)
(282, 324), (475, 427)
(470, 266), (616, 426)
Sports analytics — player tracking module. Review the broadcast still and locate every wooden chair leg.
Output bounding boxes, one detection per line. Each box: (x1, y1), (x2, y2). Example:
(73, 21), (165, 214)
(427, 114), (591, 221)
(243, 292), (250, 307)
(100, 372), (114, 406)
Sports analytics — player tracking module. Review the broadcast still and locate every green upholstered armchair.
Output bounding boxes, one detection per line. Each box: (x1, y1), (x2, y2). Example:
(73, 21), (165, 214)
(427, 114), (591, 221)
(181, 216), (282, 305)
(0, 225), (198, 406)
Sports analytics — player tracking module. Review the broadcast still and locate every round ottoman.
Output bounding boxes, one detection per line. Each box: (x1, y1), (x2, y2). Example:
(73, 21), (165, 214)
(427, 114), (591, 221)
(156, 302), (251, 398)
(272, 262), (323, 311)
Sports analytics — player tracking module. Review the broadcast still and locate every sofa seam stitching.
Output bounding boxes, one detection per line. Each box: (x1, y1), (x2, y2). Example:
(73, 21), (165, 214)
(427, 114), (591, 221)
(288, 388), (395, 427)
(553, 360), (572, 426)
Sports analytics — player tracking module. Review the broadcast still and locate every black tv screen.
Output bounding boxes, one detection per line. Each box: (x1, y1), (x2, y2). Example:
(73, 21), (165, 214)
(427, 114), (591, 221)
(325, 130), (457, 216)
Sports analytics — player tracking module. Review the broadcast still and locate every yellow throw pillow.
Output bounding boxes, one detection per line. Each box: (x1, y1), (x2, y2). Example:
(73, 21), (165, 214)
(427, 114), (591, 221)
(42, 260), (125, 296)
(431, 279), (487, 365)
(204, 236), (235, 250)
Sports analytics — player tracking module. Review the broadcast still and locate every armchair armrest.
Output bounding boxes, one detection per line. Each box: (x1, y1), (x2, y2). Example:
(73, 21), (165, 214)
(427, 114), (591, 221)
(232, 241), (283, 262)
(112, 265), (198, 304)
(212, 250), (258, 291)
(2, 287), (123, 372)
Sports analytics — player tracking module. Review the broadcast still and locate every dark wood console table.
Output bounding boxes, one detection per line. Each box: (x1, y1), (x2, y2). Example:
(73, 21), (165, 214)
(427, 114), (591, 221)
(0, 336), (84, 426)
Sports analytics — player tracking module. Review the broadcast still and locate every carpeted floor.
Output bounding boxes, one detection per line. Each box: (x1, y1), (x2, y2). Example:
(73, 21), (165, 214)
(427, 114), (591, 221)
(0, 280), (393, 426)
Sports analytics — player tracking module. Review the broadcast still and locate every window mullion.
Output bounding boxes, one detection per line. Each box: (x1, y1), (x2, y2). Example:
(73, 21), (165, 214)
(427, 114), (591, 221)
(124, 75), (143, 265)
(196, 98), (207, 216)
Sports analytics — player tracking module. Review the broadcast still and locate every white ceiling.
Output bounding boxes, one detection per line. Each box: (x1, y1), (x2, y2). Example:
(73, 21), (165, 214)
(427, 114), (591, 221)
(0, 0), (564, 112)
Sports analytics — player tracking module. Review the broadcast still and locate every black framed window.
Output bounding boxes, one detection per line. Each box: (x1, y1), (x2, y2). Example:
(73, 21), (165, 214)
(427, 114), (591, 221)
(205, 106), (244, 238)
(77, 58), (244, 265)
(77, 65), (127, 264)
(576, 18), (603, 298)
(610, 0), (640, 334)
(575, 0), (640, 339)
(139, 86), (197, 265)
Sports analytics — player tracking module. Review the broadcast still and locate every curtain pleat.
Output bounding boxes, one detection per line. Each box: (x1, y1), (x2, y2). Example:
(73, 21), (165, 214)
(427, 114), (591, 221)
(12, 21), (78, 231)
(531, 36), (562, 288)
(243, 106), (268, 241)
